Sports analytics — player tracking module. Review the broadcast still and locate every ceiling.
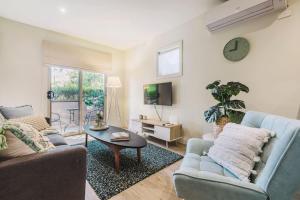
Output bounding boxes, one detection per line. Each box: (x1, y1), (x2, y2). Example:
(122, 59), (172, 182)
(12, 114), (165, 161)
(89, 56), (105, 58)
(0, 0), (221, 50)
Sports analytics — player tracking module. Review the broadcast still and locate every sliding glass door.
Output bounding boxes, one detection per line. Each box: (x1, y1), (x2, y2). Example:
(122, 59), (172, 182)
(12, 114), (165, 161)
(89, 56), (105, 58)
(82, 71), (105, 127)
(49, 66), (105, 136)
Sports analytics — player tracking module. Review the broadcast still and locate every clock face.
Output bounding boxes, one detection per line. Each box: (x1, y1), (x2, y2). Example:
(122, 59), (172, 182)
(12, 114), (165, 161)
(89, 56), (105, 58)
(223, 37), (250, 62)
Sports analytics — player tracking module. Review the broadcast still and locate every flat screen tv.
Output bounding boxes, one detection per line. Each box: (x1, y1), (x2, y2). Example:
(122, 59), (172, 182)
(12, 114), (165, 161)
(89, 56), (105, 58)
(144, 82), (172, 106)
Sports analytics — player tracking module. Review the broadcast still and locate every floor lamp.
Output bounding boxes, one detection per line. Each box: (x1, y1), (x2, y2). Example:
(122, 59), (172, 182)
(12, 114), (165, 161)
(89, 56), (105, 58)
(107, 76), (122, 125)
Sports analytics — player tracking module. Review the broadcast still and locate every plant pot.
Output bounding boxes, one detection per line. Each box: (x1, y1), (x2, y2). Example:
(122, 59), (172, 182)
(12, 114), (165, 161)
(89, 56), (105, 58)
(213, 116), (230, 136)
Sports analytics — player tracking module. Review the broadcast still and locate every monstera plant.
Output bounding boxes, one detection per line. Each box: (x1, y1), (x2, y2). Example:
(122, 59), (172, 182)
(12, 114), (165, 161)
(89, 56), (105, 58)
(204, 81), (249, 125)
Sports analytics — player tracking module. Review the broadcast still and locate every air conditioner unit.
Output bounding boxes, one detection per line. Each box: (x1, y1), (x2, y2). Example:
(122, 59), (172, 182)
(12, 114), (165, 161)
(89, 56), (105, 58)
(205, 0), (288, 32)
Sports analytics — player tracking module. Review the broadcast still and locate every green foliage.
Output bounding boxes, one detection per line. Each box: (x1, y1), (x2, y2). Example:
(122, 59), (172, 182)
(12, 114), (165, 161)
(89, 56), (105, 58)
(82, 71), (104, 109)
(52, 86), (79, 101)
(83, 88), (104, 109)
(204, 80), (249, 124)
(52, 86), (104, 108)
(51, 70), (105, 109)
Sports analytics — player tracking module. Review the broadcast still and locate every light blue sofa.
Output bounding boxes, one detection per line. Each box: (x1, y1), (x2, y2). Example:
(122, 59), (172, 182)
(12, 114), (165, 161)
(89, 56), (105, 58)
(173, 111), (300, 200)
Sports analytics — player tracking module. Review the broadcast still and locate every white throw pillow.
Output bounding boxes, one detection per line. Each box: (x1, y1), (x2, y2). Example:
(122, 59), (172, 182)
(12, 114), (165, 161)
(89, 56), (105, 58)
(208, 123), (273, 181)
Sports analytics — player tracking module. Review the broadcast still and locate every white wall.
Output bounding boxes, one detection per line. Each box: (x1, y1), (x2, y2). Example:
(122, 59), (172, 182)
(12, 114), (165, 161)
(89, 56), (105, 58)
(124, 0), (300, 142)
(0, 17), (125, 126)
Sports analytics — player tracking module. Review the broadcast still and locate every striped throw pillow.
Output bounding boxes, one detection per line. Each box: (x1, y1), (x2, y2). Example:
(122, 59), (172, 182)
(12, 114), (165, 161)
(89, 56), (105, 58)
(11, 115), (50, 131)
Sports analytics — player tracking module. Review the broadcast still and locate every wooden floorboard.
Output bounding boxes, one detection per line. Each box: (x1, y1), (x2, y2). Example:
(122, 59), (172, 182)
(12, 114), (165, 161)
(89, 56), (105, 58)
(86, 181), (100, 200)
(110, 160), (182, 200)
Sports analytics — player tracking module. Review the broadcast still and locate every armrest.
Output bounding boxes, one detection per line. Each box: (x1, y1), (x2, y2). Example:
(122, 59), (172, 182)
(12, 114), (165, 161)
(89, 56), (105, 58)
(0, 146), (87, 200)
(186, 138), (214, 155)
(173, 169), (268, 200)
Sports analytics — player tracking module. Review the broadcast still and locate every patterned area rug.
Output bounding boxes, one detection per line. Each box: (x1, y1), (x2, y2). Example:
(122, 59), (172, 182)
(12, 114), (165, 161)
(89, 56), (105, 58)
(86, 140), (183, 200)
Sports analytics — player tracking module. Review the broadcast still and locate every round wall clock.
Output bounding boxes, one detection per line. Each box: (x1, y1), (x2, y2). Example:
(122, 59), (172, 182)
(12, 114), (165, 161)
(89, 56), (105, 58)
(223, 37), (250, 62)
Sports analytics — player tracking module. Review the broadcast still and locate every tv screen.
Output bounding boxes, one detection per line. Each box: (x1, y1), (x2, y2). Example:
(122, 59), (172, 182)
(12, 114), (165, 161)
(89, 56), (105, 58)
(144, 82), (172, 106)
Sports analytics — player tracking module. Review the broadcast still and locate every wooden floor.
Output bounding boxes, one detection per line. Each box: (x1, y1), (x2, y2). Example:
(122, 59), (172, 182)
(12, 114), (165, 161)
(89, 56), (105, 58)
(69, 136), (186, 200)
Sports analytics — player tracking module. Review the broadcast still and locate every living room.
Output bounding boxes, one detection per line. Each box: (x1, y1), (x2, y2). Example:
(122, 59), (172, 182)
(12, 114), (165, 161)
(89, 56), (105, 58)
(1, 0), (300, 200)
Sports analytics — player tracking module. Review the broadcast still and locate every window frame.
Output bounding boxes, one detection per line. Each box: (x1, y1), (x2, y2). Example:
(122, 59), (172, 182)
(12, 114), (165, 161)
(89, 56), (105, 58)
(156, 40), (183, 79)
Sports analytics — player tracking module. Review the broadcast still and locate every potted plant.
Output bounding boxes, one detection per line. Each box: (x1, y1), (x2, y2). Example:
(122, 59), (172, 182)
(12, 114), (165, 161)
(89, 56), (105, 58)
(204, 80), (249, 135)
(95, 110), (105, 128)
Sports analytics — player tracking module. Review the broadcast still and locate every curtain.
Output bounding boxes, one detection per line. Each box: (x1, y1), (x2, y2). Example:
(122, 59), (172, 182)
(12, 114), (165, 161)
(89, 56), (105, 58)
(42, 40), (112, 72)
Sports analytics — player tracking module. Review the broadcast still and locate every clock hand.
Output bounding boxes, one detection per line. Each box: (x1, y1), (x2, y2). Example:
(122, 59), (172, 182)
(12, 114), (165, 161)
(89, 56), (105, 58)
(229, 40), (238, 52)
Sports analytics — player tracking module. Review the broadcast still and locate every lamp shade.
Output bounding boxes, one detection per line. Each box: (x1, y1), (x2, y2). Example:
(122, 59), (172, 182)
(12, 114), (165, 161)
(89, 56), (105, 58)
(107, 76), (122, 88)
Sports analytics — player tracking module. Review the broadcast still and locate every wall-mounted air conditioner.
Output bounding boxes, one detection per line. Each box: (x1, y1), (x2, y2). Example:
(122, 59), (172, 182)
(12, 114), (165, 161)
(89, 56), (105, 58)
(205, 0), (288, 32)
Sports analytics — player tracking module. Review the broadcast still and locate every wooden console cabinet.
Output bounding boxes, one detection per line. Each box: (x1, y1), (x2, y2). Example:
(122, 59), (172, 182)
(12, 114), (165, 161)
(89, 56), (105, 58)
(130, 119), (182, 147)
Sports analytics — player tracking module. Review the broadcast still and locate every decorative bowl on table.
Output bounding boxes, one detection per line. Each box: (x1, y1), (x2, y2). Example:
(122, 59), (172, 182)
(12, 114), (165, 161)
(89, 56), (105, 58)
(89, 124), (109, 131)
(89, 110), (109, 131)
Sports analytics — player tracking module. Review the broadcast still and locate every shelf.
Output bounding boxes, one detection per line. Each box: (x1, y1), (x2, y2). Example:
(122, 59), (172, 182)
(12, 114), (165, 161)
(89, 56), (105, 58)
(131, 119), (182, 148)
(143, 131), (154, 137)
(143, 127), (155, 131)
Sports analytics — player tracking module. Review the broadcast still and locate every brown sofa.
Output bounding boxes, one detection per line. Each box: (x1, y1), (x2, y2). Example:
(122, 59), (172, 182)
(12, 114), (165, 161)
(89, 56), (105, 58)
(0, 106), (87, 200)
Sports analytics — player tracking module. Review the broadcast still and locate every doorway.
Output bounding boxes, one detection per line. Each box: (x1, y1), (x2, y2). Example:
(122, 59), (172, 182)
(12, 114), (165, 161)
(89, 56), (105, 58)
(49, 66), (105, 136)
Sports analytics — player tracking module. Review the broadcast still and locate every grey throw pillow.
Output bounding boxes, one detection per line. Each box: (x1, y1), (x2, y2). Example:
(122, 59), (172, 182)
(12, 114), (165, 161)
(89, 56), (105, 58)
(0, 105), (33, 119)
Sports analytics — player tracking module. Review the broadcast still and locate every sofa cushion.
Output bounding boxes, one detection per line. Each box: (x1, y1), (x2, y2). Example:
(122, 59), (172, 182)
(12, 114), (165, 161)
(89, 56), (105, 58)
(47, 134), (67, 146)
(181, 153), (237, 179)
(11, 115), (50, 131)
(0, 105), (33, 119)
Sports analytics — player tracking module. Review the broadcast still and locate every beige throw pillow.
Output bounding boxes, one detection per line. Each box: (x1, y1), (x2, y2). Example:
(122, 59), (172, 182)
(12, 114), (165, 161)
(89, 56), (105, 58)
(11, 115), (50, 131)
(208, 123), (274, 182)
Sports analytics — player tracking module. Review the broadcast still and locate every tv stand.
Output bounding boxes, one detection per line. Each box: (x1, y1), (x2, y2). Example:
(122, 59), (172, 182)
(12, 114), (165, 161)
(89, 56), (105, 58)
(130, 119), (182, 148)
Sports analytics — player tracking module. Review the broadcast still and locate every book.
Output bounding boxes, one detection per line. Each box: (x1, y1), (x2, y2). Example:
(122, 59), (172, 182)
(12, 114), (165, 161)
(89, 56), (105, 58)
(111, 132), (130, 141)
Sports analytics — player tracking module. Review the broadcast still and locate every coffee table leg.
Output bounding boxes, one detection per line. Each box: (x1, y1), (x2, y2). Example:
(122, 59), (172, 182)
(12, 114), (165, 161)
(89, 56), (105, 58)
(113, 147), (121, 174)
(85, 134), (88, 147)
(137, 148), (141, 163)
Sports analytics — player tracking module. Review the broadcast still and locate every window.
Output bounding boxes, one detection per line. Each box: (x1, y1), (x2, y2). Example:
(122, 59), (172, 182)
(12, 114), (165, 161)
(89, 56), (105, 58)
(157, 40), (183, 78)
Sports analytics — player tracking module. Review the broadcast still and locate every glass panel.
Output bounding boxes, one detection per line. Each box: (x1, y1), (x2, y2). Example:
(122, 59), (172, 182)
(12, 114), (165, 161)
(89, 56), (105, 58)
(158, 48), (180, 76)
(50, 66), (80, 136)
(82, 71), (105, 126)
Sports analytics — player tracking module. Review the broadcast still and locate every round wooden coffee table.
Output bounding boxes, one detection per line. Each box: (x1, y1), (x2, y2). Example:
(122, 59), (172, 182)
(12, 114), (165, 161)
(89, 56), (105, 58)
(84, 125), (147, 174)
